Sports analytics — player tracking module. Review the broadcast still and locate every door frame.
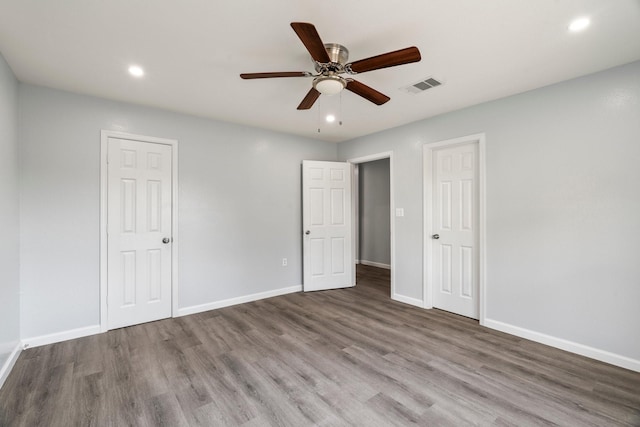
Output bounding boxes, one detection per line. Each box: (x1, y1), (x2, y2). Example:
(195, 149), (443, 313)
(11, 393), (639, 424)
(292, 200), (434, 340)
(99, 130), (179, 332)
(348, 152), (395, 299)
(423, 134), (486, 324)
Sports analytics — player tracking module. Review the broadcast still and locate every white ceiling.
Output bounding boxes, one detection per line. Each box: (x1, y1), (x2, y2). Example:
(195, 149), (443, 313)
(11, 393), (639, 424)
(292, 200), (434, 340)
(1, 0), (639, 142)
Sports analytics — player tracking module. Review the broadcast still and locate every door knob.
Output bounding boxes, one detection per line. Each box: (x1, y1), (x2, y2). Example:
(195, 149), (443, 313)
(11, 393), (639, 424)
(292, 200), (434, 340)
(432, 234), (440, 239)
(162, 237), (171, 244)
(305, 230), (310, 235)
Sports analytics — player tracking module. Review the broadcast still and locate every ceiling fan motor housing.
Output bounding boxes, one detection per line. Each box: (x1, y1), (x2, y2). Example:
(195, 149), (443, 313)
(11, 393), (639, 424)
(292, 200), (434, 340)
(313, 43), (349, 73)
(312, 43), (350, 95)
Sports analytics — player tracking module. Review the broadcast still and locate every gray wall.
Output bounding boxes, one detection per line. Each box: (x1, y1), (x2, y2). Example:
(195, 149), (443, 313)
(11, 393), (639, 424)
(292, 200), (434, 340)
(19, 84), (337, 339)
(358, 158), (390, 266)
(0, 53), (20, 370)
(338, 61), (640, 361)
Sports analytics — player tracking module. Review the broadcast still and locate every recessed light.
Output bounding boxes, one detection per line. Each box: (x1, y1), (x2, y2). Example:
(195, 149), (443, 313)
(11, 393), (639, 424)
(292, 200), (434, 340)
(326, 114), (336, 123)
(128, 65), (144, 77)
(568, 17), (590, 32)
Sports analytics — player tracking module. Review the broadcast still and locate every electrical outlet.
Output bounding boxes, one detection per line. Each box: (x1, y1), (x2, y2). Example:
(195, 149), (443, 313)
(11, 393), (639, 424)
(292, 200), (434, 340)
(282, 258), (287, 267)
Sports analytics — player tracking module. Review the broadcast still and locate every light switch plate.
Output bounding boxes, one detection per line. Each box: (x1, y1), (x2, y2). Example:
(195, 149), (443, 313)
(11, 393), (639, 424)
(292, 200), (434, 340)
(395, 208), (404, 217)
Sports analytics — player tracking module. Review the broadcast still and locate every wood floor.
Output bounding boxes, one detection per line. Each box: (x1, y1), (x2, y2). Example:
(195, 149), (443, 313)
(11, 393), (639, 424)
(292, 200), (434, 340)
(1, 265), (639, 426)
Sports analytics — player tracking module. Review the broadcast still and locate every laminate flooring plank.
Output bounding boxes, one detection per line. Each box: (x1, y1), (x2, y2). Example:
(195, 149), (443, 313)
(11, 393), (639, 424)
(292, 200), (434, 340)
(220, 303), (281, 340)
(253, 356), (343, 425)
(445, 337), (596, 392)
(469, 345), (636, 422)
(341, 345), (435, 415)
(181, 344), (258, 424)
(128, 343), (171, 399)
(219, 352), (312, 426)
(0, 353), (39, 422)
(437, 371), (551, 426)
(196, 319), (236, 356)
(69, 371), (108, 427)
(381, 350), (507, 423)
(172, 314), (211, 346)
(122, 319), (156, 350)
(365, 392), (424, 426)
(476, 364), (634, 426)
(100, 339), (146, 426)
(156, 340), (200, 392)
(593, 381), (640, 409)
(339, 314), (486, 371)
(72, 334), (106, 378)
(388, 348), (552, 426)
(259, 330), (380, 406)
(275, 335), (382, 402)
(259, 298), (329, 343)
(28, 361), (75, 427)
(142, 392), (190, 427)
(449, 357), (614, 426)
(308, 316), (397, 356)
(203, 315), (254, 351)
(183, 401), (237, 427)
(253, 332), (379, 402)
(419, 399), (499, 426)
(311, 389), (399, 427)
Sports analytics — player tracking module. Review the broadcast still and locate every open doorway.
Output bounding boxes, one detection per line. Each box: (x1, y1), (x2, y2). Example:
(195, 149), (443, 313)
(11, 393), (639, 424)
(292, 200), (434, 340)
(349, 152), (394, 299)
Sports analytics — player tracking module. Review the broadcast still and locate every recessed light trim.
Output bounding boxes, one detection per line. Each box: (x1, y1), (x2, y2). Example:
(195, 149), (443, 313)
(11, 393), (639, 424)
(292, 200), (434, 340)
(568, 17), (590, 32)
(128, 65), (145, 77)
(325, 114), (336, 123)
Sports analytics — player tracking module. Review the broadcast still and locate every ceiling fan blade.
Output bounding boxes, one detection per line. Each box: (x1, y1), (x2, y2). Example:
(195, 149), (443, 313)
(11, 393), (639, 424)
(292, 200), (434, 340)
(347, 46), (421, 74)
(291, 22), (331, 63)
(346, 80), (390, 105)
(240, 72), (311, 79)
(297, 88), (321, 110)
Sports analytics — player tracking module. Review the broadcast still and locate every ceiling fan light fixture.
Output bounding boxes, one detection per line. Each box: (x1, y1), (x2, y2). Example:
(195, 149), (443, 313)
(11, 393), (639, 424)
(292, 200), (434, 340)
(313, 75), (346, 95)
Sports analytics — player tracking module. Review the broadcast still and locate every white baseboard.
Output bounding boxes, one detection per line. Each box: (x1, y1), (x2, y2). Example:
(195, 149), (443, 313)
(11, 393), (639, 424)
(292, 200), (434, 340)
(22, 324), (102, 349)
(484, 318), (640, 373)
(0, 342), (22, 390)
(359, 260), (391, 270)
(392, 293), (424, 308)
(20, 286), (304, 348)
(178, 285), (302, 317)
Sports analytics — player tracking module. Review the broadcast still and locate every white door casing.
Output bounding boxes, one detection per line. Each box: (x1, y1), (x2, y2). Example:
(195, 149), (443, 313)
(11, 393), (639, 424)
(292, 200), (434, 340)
(424, 134), (486, 321)
(302, 160), (353, 291)
(347, 151), (396, 301)
(101, 131), (178, 331)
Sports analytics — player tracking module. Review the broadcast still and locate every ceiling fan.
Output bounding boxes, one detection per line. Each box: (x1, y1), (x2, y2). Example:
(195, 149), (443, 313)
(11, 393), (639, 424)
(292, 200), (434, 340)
(240, 22), (421, 110)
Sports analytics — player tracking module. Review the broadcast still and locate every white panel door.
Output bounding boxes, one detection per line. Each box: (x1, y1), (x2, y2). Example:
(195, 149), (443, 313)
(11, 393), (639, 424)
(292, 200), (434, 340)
(302, 160), (353, 291)
(107, 138), (173, 329)
(431, 142), (479, 318)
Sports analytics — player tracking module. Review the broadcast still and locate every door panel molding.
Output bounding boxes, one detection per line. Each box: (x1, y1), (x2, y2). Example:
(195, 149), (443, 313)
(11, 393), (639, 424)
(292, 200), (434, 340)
(100, 130), (179, 332)
(423, 134), (486, 324)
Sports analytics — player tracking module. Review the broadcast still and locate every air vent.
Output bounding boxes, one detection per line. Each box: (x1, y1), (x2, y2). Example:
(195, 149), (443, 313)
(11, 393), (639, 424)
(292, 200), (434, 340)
(402, 77), (443, 94)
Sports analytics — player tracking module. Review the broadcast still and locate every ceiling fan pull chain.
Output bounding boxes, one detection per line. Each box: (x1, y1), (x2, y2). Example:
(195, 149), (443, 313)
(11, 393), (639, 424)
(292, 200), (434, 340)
(317, 97), (321, 133)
